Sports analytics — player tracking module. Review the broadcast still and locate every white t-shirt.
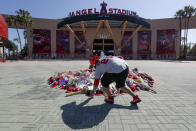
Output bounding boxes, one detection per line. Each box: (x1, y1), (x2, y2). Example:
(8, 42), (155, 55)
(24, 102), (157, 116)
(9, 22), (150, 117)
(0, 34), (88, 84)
(94, 56), (129, 79)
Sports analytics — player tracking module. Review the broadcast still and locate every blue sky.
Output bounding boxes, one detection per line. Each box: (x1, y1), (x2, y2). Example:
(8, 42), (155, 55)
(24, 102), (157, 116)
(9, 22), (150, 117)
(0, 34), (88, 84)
(1, 0), (196, 49)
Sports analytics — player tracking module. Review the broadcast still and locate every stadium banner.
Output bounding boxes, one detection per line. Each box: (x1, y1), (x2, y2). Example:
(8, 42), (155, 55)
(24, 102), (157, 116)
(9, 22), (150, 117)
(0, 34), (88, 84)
(138, 31), (151, 54)
(74, 31), (86, 54)
(156, 29), (176, 54)
(121, 31), (132, 54)
(56, 30), (70, 54)
(33, 29), (51, 54)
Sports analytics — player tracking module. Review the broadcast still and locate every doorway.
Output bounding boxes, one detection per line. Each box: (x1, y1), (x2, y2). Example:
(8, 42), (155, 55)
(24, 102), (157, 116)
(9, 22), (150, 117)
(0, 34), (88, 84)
(93, 39), (114, 56)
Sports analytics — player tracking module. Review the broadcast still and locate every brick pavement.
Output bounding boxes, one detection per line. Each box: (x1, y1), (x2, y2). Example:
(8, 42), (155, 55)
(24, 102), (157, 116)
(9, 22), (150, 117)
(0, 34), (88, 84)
(0, 60), (196, 131)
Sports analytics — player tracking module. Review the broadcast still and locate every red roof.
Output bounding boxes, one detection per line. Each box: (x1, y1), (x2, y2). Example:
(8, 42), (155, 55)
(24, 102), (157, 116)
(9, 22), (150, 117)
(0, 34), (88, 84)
(0, 14), (8, 42)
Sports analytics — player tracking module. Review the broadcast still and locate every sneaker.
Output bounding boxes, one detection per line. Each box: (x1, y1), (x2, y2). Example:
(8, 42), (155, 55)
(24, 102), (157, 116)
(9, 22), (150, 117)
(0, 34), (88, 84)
(104, 97), (114, 104)
(130, 95), (141, 104)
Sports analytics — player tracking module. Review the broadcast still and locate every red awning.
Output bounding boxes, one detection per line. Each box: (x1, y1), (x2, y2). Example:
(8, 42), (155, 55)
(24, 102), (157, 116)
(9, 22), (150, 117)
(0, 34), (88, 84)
(0, 14), (8, 42)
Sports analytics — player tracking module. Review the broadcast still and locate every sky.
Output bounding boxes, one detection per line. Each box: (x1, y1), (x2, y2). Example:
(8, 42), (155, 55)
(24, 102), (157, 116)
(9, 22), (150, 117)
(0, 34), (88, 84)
(1, 0), (196, 49)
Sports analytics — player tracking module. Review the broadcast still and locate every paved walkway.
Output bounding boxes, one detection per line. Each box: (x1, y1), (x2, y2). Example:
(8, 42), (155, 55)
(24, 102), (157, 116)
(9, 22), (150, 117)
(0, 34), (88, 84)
(0, 60), (196, 131)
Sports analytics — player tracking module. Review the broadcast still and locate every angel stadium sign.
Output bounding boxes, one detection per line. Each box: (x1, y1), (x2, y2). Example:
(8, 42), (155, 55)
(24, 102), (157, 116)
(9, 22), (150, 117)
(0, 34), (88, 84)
(69, 2), (137, 17)
(58, 2), (150, 29)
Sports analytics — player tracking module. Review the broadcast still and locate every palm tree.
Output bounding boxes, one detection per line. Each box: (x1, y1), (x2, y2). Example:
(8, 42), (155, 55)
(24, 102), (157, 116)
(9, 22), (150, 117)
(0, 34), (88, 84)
(6, 15), (22, 51)
(175, 6), (196, 58)
(16, 9), (33, 57)
(183, 6), (196, 57)
(13, 37), (20, 48)
(175, 9), (184, 58)
(188, 43), (196, 56)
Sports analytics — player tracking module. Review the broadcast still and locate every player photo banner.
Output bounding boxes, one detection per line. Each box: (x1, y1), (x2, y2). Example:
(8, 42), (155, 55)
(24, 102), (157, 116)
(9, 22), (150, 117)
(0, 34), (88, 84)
(74, 31), (86, 54)
(33, 29), (51, 54)
(121, 31), (132, 54)
(157, 29), (175, 54)
(138, 31), (151, 54)
(56, 30), (70, 54)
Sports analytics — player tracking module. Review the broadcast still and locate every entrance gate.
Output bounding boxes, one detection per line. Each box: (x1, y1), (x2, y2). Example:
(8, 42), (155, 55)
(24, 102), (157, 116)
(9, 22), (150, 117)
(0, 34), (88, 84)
(93, 39), (114, 56)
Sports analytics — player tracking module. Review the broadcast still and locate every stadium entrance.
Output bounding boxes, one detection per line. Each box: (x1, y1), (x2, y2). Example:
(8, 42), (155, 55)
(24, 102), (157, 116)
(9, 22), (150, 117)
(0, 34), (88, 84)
(93, 39), (114, 56)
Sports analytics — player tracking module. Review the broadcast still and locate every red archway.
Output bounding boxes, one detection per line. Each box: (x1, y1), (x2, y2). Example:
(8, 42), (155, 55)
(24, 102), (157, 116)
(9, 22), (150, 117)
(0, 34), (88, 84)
(0, 14), (8, 41)
(0, 14), (8, 62)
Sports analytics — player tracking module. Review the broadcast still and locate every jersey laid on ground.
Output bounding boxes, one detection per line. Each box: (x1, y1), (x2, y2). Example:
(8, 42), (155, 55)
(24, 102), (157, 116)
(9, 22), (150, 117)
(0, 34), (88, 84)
(94, 56), (129, 79)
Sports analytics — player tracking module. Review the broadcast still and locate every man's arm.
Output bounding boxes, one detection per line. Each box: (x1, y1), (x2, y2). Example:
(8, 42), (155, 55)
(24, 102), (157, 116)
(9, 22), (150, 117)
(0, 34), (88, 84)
(87, 79), (99, 98)
(92, 79), (100, 94)
(88, 65), (103, 97)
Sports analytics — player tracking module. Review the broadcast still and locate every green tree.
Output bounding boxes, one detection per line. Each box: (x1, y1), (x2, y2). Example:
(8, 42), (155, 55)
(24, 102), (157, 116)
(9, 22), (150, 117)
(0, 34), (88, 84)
(21, 44), (28, 58)
(16, 9), (33, 57)
(13, 37), (21, 50)
(188, 43), (196, 56)
(183, 5), (196, 57)
(175, 6), (196, 58)
(3, 40), (18, 56)
(6, 15), (22, 51)
(175, 9), (184, 58)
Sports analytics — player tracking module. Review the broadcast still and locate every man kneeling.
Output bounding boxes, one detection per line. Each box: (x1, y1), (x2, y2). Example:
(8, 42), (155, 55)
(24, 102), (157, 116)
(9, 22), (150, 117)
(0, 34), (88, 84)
(89, 56), (141, 104)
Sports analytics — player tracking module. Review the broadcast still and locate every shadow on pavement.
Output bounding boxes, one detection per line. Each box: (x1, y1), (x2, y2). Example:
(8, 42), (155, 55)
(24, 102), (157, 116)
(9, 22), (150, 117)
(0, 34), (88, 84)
(61, 98), (138, 129)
